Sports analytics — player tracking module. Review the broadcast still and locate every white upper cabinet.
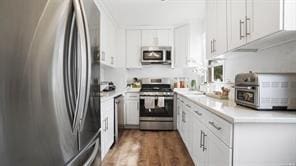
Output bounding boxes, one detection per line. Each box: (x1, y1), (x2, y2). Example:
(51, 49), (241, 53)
(126, 30), (142, 68)
(98, 2), (117, 67)
(175, 21), (205, 67)
(141, 29), (171, 46)
(174, 25), (189, 68)
(206, 1), (217, 59)
(227, 0), (296, 51)
(206, 0), (227, 59)
(245, 0), (281, 43)
(227, 0), (247, 51)
(215, 0), (228, 55)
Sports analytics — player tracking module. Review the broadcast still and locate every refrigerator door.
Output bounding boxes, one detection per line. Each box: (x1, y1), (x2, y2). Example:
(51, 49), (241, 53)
(77, 0), (101, 158)
(0, 0), (100, 165)
(0, 0), (78, 165)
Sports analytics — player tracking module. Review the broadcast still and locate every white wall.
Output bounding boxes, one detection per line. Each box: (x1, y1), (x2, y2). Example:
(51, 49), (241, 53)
(126, 65), (184, 79)
(224, 41), (296, 82)
(102, 67), (128, 91)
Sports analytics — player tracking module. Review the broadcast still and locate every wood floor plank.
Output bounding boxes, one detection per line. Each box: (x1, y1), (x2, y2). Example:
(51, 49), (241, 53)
(100, 130), (194, 166)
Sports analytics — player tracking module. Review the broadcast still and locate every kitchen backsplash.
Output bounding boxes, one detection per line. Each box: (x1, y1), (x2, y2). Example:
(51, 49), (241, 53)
(224, 40), (296, 82)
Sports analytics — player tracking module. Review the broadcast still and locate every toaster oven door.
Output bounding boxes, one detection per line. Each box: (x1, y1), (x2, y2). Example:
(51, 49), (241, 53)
(235, 86), (259, 108)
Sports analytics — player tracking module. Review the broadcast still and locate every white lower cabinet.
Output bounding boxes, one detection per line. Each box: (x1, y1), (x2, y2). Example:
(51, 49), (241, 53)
(206, 130), (232, 166)
(125, 92), (140, 126)
(176, 97), (183, 131)
(177, 94), (296, 166)
(101, 98), (115, 160)
(192, 114), (206, 166)
(177, 95), (232, 166)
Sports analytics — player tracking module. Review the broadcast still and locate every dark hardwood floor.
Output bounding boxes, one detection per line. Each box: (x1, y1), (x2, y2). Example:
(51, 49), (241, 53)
(100, 129), (194, 166)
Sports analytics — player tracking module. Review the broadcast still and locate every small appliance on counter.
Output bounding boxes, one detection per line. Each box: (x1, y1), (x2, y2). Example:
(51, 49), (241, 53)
(100, 81), (116, 92)
(235, 72), (296, 110)
(131, 77), (141, 88)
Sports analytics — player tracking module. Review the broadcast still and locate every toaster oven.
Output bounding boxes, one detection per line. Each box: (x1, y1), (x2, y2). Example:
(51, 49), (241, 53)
(235, 72), (296, 110)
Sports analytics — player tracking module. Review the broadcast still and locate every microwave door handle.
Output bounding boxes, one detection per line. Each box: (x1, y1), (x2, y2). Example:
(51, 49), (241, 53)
(234, 86), (255, 90)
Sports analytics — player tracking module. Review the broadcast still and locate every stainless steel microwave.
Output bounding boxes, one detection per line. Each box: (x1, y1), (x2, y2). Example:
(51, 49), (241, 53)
(141, 46), (172, 64)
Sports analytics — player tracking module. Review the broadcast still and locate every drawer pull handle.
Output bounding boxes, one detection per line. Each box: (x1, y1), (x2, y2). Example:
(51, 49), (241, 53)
(202, 132), (207, 152)
(200, 130), (203, 148)
(186, 104), (191, 108)
(209, 121), (222, 130)
(195, 111), (202, 116)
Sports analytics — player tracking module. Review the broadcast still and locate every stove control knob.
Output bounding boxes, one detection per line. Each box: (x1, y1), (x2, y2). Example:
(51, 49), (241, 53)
(250, 77), (256, 82)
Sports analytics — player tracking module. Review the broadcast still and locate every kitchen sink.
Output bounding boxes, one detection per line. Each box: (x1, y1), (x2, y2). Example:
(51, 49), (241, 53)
(185, 91), (205, 95)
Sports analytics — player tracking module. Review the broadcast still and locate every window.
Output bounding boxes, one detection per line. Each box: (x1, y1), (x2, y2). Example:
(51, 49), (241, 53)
(208, 60), (224, 83)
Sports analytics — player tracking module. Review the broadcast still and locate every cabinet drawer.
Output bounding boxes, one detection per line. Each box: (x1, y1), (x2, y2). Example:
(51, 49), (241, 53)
(126, 93), (139, 100)
(101, 98), (114, 109)
(206, 112), (233, 147)
(190, 103), (208, 122)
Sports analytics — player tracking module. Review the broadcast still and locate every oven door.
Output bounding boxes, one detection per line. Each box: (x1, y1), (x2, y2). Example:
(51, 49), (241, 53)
(142, 50), (164, 63)
(235, 86), (259, 108)
(140, 96), (173, 117)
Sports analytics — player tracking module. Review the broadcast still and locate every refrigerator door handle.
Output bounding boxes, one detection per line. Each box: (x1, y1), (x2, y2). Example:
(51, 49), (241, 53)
(76, 0), (93, 131)
(64, 9), (82, 132)
(84, 138), (100, 165)
(65, 129), (101, 166)
(72, 0), (89, 132)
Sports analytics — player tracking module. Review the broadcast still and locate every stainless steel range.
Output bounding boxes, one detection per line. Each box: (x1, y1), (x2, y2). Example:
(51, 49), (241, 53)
(139, 78), (174, 130)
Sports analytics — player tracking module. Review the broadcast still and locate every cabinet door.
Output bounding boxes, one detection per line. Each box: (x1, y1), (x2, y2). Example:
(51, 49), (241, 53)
(107, 104), (114, 149)
(182, 103), (193, 152)
(192, 117), (207, 166)
(157, 29), (170, 46)
(206, 0), (216, 59)
(141, 29), (170, 46)
(100, 10), (116, 66)
(174, 25), (189, 67)
(100, 11), (108, 63)
(206, 130), (232, 166)
(126, 30), (142, 68)
(141, 30), (157, 46)
(126, 100), (139, 125)
(185, 109), (194, 156)
(215, 0), (228, 55)
(227, 0), (247, 50)
(246, 0), (281, 43)
(177, 99), (183, 131)
(180, 109), (186, 139)
(101, 115), (108, 159)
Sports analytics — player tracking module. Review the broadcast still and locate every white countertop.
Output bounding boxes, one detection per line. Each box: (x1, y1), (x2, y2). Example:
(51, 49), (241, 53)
(174, 89), (296, 124)
(101, 90), (125, 102)
(100, 88), (140, 102)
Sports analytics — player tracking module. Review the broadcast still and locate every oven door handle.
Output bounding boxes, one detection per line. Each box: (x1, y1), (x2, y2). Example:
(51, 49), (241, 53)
(140, 96), (173, 100)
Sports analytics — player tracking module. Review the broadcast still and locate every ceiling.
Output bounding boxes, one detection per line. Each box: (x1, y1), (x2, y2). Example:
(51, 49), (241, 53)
(101, 0), (206, 27)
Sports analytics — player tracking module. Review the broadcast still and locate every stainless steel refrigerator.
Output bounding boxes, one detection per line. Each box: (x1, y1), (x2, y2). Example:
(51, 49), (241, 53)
(0, 0), (101, 165)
